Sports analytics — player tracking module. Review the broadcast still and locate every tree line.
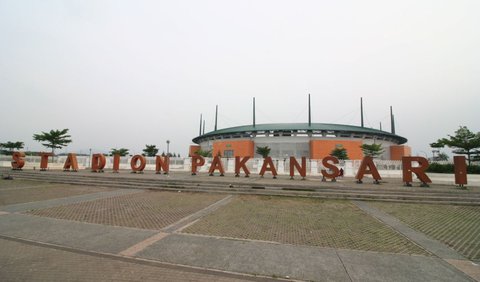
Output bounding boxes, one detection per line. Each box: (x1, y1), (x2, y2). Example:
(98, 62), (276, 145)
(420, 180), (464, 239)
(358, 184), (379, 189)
(1, 129), (179, 158)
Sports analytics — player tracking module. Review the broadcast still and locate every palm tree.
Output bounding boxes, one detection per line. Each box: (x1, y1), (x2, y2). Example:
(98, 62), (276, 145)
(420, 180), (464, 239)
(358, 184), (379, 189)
(0, 141), (24, 155)
(33, 129), (72, 160)
(256, 146), (271, 158)
(195, 149), (212, 157)
(110, 148), (129, 156)
(331, 147), (349, 160)
(143, 145), (159, 157)
(360, 143), (384, 158)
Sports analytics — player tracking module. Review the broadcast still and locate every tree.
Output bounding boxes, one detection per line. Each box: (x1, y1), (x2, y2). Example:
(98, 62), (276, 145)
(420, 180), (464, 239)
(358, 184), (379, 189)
(360, 143), (384, 158)
(195, 149), (212, 157)
(110, 148), (129, 156)
(142, 144), (159, 157)
(330, 147), (349, 160)
(0, 141), (24, 154)
(431, 126), (480, 166)
(436, 152), (449, 162)
(33, 129), (72, 158)
(256, 146), (271, 158)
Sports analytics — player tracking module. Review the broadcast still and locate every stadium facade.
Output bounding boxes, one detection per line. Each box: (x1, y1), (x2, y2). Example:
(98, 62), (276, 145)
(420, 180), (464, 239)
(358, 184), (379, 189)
(190, 97), (411, 161)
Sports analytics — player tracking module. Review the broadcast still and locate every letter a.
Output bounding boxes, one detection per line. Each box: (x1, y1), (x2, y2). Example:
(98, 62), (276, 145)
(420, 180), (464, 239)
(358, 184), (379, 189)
(259, 157), (278, 179)
(63, 153), (79, 172)
(208, 156), (225, 176)
(355, 156), (381, 184)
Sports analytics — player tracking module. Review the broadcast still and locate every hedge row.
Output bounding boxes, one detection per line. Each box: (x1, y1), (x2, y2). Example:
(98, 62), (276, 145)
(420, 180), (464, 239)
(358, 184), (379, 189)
(426, 163), (480, 174)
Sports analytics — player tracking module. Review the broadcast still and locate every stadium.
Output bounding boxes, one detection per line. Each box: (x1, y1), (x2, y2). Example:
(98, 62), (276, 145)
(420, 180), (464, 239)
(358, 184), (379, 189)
(190, 97), (411, 161)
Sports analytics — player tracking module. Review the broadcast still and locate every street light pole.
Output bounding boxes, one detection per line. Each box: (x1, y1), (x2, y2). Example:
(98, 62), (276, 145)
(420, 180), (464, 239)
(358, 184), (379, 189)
(166, 140), (170, 156)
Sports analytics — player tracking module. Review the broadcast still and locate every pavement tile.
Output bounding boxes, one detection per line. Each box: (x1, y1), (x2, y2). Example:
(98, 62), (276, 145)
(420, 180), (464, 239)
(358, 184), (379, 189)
(183, 196), (428, 255)
(337, 250), (473, 282)
(354, 201), (465, 260)
(0, 213), (157, 254)
(0, 238), (255, 282)
(26, 191), (226, 230)
(138, 233), (351, 282)
(0, 189), (141, 213)
(0, 183), (116, 206)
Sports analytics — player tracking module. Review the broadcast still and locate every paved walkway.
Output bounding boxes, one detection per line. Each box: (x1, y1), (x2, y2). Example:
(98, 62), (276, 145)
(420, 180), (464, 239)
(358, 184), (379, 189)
(353, 200), (480, 281)
(1, 178), (479, 281)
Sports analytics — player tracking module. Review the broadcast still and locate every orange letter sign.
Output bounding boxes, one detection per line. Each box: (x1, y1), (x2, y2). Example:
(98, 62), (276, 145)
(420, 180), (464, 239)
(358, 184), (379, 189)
(63, 153), (79, 172)
(321, 156), (340, 181)
(259, 157), (278, 178)
(235, 156), (250, 177)
(356, 156), (381, 184)
(208, 156), (225, 176)
(155, 156), (170, 174)
(112, 154), (121, 173)
(11, 152), (25, 170)
(290, 157), (306, 179)
(130, 155), (146, 173)
(402, 157), (431, 187)
(39, 152), (53, 171)
(91, 154), (106, 172)
(454, 156), (467, 187)
(191, 155), (205, 175)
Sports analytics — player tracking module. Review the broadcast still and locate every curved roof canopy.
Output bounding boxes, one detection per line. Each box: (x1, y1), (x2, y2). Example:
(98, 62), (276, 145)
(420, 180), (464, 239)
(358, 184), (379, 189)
(192, 123), (407, 145)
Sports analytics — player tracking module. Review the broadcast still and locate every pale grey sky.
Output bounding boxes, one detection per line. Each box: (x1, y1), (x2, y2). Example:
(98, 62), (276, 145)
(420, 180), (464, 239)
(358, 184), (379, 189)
(1, 0), (479, 157)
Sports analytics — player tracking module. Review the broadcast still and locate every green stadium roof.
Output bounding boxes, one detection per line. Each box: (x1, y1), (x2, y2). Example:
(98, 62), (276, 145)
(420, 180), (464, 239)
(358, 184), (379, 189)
(192, 123), (407, 144)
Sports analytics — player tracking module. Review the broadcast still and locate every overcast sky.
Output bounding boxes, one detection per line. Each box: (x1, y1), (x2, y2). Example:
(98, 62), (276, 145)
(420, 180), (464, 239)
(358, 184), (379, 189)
(1, 0), (479, 157)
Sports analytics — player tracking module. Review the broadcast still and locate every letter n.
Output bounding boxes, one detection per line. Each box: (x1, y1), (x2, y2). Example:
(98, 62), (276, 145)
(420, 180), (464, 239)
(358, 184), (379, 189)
(290, 157), (306, 179)
(156, 156), (170, 174)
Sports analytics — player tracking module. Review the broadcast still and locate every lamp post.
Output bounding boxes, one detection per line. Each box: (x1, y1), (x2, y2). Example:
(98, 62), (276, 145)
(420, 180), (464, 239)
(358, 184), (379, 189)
(166, 140), (170, 156)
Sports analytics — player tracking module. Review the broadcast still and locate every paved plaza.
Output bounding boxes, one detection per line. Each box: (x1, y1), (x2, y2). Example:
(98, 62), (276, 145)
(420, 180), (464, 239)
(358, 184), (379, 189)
(1, 170), (480, 281)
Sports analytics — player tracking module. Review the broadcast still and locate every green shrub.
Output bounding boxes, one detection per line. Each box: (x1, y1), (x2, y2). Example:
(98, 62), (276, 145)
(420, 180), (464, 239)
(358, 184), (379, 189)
(467, 165), (480, 174)
(426, 163), (480, 174)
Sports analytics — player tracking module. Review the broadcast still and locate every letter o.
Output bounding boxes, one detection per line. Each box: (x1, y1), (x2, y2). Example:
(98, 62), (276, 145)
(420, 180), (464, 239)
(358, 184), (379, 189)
(130, 155), (146, 172)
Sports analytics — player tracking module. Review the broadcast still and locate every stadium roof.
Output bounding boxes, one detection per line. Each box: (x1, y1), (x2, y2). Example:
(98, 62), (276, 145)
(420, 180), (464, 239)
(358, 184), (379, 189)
(192, 123), (407, 144)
